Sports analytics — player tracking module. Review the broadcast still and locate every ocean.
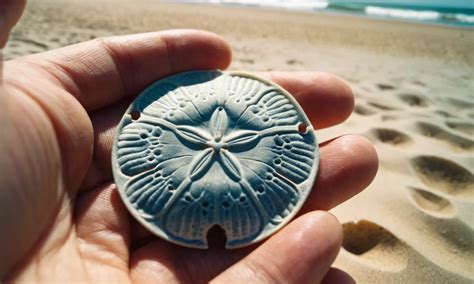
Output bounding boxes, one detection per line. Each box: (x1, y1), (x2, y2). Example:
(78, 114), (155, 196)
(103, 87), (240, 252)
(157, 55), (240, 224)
(170, 0), (474, 27)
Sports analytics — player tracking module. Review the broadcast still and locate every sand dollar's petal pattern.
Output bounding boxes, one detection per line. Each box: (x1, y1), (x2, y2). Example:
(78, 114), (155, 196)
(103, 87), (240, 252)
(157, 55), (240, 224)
(209, 106), (229, 140)
(123, 162), (190, 217)
(174, 125), (212, 146)
(219, 75), (300, 131)
(224, 130), (260, 150)
(234, 132), (316, 223)
(116, 119), (199, 217)
(219, 149), (243, 182)
(217, 182), (264, 247)
(135, 71), (223, 125)
(116, 120), (163, 176)
(236, 132), (316, 185)
(160, 182), (214, 248)
(161, 165), (264, 248)
(112, 70), (319, 249)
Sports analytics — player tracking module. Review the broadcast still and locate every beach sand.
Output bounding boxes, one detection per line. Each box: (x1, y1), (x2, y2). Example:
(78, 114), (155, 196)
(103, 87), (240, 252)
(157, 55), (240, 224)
(5, 0), (474, 282)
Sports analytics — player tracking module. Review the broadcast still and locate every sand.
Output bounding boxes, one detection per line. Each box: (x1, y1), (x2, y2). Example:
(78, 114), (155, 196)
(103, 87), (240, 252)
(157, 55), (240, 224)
(5, 0), (474, 282)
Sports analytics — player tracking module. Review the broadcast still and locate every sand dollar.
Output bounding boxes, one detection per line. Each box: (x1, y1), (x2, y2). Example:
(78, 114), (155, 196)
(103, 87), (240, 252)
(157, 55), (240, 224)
(112, 70), (319, 248)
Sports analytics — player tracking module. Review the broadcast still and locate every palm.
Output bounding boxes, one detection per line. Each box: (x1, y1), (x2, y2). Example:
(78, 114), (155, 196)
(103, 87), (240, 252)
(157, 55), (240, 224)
(1, 30), (377, 283)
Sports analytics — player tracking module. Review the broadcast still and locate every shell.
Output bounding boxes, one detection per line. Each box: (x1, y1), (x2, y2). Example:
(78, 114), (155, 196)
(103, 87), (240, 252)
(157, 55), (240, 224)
(112, 70), (319, 248)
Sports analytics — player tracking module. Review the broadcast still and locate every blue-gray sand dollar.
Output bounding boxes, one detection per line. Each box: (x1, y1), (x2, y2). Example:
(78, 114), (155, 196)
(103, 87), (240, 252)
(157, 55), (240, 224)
(112, 70), (319, 248)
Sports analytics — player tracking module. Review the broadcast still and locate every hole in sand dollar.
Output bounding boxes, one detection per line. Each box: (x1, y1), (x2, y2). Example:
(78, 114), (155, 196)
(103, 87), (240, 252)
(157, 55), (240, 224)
(342, 220), (407, 271)
(354, 104), (377, 116)
(371, 128), (412, 146)
(399, 93), (429, 107)
(416, 122), (474, 151)
(445, 121), (474, 136)
(408, 187), (456, 217)
(298, 122), (308, 134)
(130, 110), (141, 120)
(411, 156), (474, 198)
(206, 224), (227, 249)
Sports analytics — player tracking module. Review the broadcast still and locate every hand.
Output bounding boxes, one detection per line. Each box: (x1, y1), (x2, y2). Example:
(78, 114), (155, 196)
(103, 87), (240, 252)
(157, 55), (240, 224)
(1, 28), (377, 283)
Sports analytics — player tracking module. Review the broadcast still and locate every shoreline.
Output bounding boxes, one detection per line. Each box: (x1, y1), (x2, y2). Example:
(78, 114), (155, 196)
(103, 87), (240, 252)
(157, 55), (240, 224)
(5, 1), (474, 66)
(178, 2), (474, 29)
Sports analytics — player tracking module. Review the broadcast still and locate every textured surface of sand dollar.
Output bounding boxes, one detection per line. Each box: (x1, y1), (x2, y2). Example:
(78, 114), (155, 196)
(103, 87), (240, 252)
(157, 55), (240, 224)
(112, 70), (319, 248)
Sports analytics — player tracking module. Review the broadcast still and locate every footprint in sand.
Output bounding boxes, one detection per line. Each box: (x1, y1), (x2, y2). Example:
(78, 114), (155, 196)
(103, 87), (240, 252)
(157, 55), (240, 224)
(368, 101), (397, 111)
(238, 58), (255, 64)
(411, 155), (474, 198)
(371, 128), (412, 146)
(411, 80), (426, 87)
(407, 187), (474, 253)
(381, 115), (400, 121)
(445, 121), (474, 136)
(342, 220), (408, 271)
(399, 93), (430, 107)
(354, 104), (377, 116)
(286, 59), (302, 65)
(447, 97), (474, 110)
(434, 110), (457, 118)
(408, 187), (456, 217)
(415, 122), (474, 151)
(376, 83), (396, 91)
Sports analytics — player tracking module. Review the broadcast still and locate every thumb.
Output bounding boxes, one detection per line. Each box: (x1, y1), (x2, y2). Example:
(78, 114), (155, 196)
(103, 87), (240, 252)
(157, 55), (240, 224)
(212, 211), (343, 284)
(0, 0), (26, 47)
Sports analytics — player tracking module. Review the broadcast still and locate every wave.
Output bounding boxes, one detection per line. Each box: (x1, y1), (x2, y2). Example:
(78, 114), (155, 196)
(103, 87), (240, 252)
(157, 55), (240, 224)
(171, 0), (474, 26)
(365, 5), (474, 25)
(177, 0), (329, 10)
(365, 6), (440, 21)
(453, 13), (474, 24)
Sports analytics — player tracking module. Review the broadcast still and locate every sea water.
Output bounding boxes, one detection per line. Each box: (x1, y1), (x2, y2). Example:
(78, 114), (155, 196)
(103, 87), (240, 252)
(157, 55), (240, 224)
(170, 0), (474, 27)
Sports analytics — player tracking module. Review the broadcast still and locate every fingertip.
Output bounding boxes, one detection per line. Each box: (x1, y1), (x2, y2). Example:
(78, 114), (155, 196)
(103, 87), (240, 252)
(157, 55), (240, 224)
(0, 0), (26, 48)
(308, 72), (354, 127)
(321, 268), (356, 284)
(214, 211), (343, 284)
(338, 135), (379, 190)
(311, 135), (379, 210)
(259, 71), (354, 129)
(160, 29), (233, 71)
(298, 211), (342, 262)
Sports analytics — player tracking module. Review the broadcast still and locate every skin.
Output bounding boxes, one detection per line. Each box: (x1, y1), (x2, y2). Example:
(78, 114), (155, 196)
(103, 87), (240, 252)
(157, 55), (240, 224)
(0, 0), (26, 47)
(0, 2), (378, 283)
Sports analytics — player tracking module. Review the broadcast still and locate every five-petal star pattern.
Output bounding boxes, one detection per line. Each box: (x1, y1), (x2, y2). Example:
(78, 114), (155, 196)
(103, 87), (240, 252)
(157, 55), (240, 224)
(113, 71), (319, 248)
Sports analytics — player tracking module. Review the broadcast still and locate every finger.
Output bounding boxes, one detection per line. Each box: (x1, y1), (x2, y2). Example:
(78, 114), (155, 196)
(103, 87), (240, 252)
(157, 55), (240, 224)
(0, 0), (26, 47)
(321, 268), (356, 284)
(212, 211), (342, 284)
(302, 135), (378, 211)
(9, 29), (232, 111)
(129, 236), (253, 284)
(259, 72), (354, 129)
(74, 183), (131, 282)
